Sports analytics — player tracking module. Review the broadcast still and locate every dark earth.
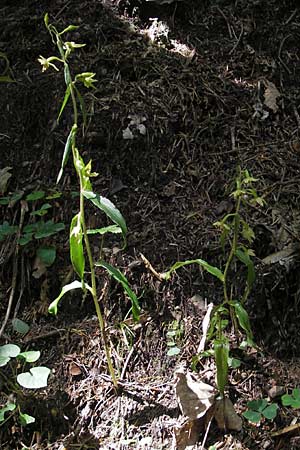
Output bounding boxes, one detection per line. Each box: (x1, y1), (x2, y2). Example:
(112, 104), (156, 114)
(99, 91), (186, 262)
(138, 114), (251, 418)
(1, 0), (300, 448)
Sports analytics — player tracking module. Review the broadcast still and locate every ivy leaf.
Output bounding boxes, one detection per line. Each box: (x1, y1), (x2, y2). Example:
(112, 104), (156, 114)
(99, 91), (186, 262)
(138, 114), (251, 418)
(17, 367), (50, 389)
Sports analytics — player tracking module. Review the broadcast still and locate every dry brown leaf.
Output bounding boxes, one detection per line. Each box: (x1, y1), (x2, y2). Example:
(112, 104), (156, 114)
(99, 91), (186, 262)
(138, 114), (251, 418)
(69, 363), (82, 376)
(32, 255), (47, 279)
(0, 166), (12, 194)
(174, 418), (204, 450)
(175, 368), (215, 420)
(264, 80), (280, 113)
(214, 397), (242, 431)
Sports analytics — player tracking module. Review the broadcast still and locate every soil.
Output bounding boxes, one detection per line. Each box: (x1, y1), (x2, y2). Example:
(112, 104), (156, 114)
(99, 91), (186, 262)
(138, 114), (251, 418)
(1, 0), (300, 448)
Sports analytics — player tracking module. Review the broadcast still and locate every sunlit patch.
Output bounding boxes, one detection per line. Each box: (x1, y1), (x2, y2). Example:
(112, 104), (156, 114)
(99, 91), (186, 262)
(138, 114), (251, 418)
(141, 18), (195, 60)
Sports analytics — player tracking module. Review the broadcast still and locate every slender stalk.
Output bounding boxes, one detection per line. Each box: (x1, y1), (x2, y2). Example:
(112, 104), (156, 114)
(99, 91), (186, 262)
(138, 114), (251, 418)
(79, 173), (118, 388)
(222, 196), (241, 304)
(62, 51), (118, 387)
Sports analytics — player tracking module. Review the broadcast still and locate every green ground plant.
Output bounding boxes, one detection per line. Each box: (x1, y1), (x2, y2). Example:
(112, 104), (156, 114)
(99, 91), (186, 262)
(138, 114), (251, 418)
(166, 320), (183, 356)
(282, 388), (300, 409)
(0, 188), (65, 267)
(39, 14), (139, 388)
(0, 343), (50, 427)
(242, 399), (278, 423)
(162, 169), (265, 397)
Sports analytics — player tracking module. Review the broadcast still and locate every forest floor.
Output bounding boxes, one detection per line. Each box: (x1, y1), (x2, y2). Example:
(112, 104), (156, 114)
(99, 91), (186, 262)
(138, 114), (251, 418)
(1, 0), (300, 448)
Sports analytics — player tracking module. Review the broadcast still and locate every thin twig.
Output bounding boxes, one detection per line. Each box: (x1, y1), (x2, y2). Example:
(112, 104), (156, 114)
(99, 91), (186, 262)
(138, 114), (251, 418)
(0, 201), (27, 338)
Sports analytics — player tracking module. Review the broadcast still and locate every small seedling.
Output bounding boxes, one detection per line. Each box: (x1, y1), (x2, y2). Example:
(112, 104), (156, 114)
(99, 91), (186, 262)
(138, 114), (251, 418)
(166, 320), (183, 356)
(0, 344), (50, 427)
(282, 388), (300, 409)
(242, 399), (278, 423)
(161, 168), (264, 398)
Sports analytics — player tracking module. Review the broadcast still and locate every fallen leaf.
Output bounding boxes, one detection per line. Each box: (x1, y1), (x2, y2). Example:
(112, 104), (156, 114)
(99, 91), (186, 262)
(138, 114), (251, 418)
(174, 418), (204, 450)
(122, 127), (134, 140)
(214, 397), (242, 431)
(0, 167), (12, 194)
(264, 80), (280, 113)
(198, 302), (214, 353)
(32, 255), (47, 279)
(175, 368), (215, 420)
(268, 385), (285, 399)
(69, 363), (82, 376)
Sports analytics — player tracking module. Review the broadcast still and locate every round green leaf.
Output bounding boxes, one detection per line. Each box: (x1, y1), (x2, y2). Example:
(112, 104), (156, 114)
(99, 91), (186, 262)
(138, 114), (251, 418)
(228, 357), (241, 369)
(19, 412), (35, 426)
(0, 403), (16, 422)
(36, 246), (56, 266)
(263, 404), (278, 420)
(167, 347), (181, 356)
(18, 351), (40, 363)
(17, 366), (50, 389)
(242, 410), (261, 423)
(0, 343), (20, 358)
(26, 191), (45, 201)
(12, 318), (30, 335)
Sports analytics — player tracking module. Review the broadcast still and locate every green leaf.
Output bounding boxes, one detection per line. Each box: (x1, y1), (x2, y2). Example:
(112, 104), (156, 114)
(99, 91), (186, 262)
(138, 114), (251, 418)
(74, 85), (87, 127)
(19, 412), (35, 426)
(33, 220), (65, 239)
(44, 13), (49, 28)
(83, 191), (127, 245)
(57, 125), (77, 183)
(59, 24), (79, 35)
(19, 233), (33, 245)
(241, 221), (255, 244)
(0, 75), (14, 82)
(214, 338), (229, 397)
(64, 64), (71, 85)
(247, 399), (267, 412)
(282, 389), (300, 408)
(0, 403), (16, 422)
(235, 247), (255, 291)
(263, 404), (278, 420)
(12, 318), (30, 335)
(26, 191), (45, 201)
(0, 221), (18, 241)
(57, 84), (71, 122)
(162, 259), (224, 282)
(166, 330), (177, 337)
(17, 366), (50, 389)
(242, 410), (261, 423)
(87, 225), (122, 235)
(70, 213), (85, 279)
(48, 280), (92, 315)
(18, 351), (40, 363)
(0, 356), (9, 367)
(36, 246), (56, 266)
(30, 203), (52, 217)
(0, 343), (20, 359)
(45, 191), (62, 200)
(0, 191), (23, 205)
(228, 357), (241, 368)
(95, 261), (140, 321)
(232, 301), (254, 346)
(167, 347), (181, 356)
(0, 197), (10, 205)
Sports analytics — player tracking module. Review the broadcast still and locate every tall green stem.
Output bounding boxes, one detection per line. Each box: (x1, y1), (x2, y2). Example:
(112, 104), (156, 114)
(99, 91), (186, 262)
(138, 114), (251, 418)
(222, 196), (241, 304)
(65, 57), (118, 388)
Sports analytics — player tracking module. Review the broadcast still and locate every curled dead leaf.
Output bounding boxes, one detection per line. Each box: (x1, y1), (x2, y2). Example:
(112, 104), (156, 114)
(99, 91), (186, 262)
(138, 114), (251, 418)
(264, 80), (280, 113)
(175, 368), (215, 420)
(174, 418), (204, 450)
(214, 397), (242, 431)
